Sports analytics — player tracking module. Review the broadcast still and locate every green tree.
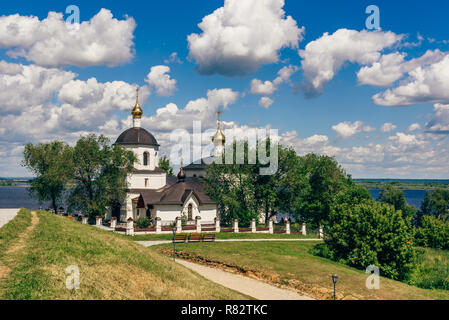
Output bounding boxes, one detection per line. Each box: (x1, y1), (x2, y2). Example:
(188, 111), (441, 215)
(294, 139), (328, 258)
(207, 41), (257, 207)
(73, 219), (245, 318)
(377, 184), (416, 222)
(67, 134), (136, 218)
(159, 155), (174, 176)
(22, 141), (73, 210)
(419, 189), (449, 222)
(415, 215), (449, 250)
(295, 154), (352, 226)
(325, 200), (415, 281)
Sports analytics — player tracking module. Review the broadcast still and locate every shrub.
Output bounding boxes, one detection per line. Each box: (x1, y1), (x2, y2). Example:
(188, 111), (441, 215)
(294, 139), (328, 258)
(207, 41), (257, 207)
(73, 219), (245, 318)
(415, 216), (449, 250)
(136, 217), (151, 229)
(323, 200), (415, 281)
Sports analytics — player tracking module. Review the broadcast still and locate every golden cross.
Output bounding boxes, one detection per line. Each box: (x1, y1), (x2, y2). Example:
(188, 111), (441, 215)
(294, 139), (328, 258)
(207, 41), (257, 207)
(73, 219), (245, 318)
(217, 108), (222, 122)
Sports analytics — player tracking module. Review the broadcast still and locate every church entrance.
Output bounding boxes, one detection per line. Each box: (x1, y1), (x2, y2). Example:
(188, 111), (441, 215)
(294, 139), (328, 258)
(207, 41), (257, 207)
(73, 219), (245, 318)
(188, 204), (193, 221)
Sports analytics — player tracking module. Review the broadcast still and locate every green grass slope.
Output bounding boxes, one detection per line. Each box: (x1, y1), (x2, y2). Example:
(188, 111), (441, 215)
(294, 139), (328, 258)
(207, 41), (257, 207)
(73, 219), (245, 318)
(0, 210), (247, 300)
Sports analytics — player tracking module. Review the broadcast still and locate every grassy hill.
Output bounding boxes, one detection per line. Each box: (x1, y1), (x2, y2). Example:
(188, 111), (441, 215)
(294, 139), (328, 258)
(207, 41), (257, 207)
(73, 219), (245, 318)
(0, 209), (247, 300)
(156, 241), (449, 300)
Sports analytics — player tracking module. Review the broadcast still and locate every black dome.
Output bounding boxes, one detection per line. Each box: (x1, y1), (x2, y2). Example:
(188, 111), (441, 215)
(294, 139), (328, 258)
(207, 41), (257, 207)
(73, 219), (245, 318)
(115, 127), (159, 146)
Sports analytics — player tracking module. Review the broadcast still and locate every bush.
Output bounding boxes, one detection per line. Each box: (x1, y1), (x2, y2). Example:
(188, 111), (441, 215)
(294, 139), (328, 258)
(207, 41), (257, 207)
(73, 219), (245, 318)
(323, 200), (415, 281)
(136, 217), (151, 229)
(415, 216), (449, 250)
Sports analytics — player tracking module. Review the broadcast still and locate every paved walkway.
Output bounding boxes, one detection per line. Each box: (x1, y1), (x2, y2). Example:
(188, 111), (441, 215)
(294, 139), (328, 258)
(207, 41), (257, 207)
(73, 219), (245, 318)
(177, 259), (313, 300)
(0, 208), (20, 229)
(137, 238), (322, 247)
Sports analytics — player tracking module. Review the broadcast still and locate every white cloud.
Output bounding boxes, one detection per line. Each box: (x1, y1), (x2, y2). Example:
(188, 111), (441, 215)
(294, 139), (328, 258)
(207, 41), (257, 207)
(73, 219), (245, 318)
(331, 121), (376, 139)
(407, 123), (421, 132)
(164, 52), (182, 64)
(357, 49), (445, 87)
(426, 104), (449, 133)
(250, 64), (298, 96)
(373, 54), (449, 106)
(259, 97), (274, 108)
(187, 0), (304, 76)
(0, 9), (136, 67)
(299, 29), (403, 95)
(380, 122), (397, 133)
(145, 65), (177, 96)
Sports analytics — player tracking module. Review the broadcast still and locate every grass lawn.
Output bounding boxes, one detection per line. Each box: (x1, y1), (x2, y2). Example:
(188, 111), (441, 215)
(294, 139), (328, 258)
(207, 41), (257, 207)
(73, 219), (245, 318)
(0, 210), (248, 300)
(134, 232), (318, 241)
(154, 241), (449, 300)
(409, 247), (449, 290)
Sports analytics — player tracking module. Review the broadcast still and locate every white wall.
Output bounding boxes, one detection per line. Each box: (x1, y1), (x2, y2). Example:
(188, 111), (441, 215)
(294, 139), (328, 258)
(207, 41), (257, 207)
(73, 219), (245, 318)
(185, 169), (206, 178)
(127, 172), (166, 190)
(123, 145), (159, 171)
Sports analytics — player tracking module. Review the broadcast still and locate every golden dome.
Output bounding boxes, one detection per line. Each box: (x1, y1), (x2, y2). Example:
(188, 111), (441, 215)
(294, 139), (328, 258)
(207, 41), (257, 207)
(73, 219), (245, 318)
(132, 87), (143, 119)
(212, 108), (225, 145)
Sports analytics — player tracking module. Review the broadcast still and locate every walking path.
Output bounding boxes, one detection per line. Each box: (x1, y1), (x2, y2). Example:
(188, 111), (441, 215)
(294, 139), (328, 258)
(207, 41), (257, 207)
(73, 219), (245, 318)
(0, 208), (20, 229)
(137, 238), (322, 247)
(177, 259), (313, 300)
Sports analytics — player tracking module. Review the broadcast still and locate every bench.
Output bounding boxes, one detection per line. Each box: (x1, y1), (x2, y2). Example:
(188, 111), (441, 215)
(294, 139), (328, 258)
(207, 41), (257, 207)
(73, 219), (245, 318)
(188, 234), (202, 242)
(202, 234), (215, 242)
(173, 234), (187, 243)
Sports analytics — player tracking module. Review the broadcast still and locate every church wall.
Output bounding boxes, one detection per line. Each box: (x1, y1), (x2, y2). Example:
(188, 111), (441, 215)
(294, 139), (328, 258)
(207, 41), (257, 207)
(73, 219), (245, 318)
(123, 145), (159, 171)
(127, 173), (166, 189)
(198, 204), (217, 224)
(154, 205), (183, 226)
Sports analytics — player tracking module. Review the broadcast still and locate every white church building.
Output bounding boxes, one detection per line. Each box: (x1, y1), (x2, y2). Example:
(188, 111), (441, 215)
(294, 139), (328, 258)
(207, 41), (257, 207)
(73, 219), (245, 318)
(107, 88), (222, 226)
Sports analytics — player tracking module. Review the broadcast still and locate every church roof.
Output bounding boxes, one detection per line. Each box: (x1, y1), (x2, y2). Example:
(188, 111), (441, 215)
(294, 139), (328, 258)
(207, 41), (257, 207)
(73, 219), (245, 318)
(115, 127), (159, 146)
(128, 177), (215, 206)
(184, 157), (214, 170)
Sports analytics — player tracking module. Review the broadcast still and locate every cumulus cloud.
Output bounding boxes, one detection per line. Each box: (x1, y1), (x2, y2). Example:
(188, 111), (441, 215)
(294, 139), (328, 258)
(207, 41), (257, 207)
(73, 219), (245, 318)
(299, 29), (403, 96)
(164, 52), (182, 64)
(250, 65), (298, 96)
(357, 50), (445, 87)
(380, 122), (397, 133)
(187, 0), (304, 76)
(0, 9), (136, 67)
(426, 104), (449, 133)
(407, 123), (421, 132)
(259, 97), (274, 108)
(332, 121), (376, 139)
(145, 65), (177, 96)
(373, 54), (449, 106)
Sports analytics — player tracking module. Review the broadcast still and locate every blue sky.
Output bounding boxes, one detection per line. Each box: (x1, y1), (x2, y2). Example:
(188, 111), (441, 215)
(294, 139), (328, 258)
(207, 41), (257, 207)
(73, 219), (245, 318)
(1, 0), (449, 178)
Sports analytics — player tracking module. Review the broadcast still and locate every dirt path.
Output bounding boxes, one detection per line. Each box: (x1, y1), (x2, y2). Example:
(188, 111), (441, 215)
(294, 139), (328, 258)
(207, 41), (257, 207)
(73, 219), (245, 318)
(0, 211), (39, 280)
(177, 259), (313, 300)
(138, 238), (322, 247)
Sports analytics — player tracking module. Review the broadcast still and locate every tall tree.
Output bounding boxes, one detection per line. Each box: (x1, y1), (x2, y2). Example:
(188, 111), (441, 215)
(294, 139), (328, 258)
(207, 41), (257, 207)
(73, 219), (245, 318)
(68, 134), (136, 218)
(377, 184), (416, 222)
(419, 188), (449, 222)
(296, 154), (352, 226)
(159, 155), (174, 176)
(22, 141), (73, 210)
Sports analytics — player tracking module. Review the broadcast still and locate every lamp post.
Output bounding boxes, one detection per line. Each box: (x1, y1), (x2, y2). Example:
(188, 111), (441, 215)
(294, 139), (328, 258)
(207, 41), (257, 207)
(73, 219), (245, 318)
(172, 227), (177, 262)
(332, 274), (338, 300)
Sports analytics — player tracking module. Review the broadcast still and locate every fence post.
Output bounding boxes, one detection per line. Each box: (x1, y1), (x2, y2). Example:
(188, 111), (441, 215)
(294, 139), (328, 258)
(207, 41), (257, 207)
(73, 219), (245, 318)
(251, 218), (256, 233)
(195, 216), (201, 233)
(96, 216), (102, 226)
(268, 218), (273, 234)
(286, 220), (291, 234)
(214, 217), (220, 233)
(233, 219), (239, 233)
(126, 217), (134, 236)
(110, 217), (117, 229)
(81, 215), (88, 225)
(301, 222), (307, 235)
(155, 217), (161, 234)
(318, 223), (324, 240)
(176, 217), (182, 233)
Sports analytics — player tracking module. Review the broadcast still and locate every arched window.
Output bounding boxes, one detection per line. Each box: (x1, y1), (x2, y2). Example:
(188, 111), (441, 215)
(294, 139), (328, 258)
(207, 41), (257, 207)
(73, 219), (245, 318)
(143, 152), (149, 166)
(188, 204), (193, 221)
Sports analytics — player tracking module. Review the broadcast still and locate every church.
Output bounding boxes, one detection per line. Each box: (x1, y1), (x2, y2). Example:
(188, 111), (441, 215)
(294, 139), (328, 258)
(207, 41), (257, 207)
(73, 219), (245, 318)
(106, 88), (222, 226)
